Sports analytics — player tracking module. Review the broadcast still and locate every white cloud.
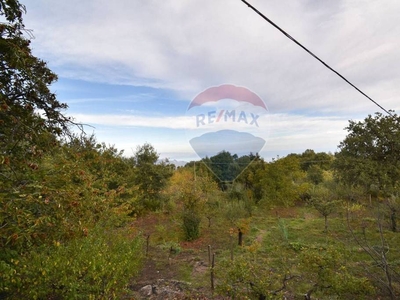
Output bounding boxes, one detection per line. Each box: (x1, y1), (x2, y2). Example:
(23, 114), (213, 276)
(72, 113), (192, 129)
(264, 113), (349, 156)
(20, 0), (400, 159)
(69, 111), (350, 161)
(71, 111), (348, 132)
(24, 0), (400, 114)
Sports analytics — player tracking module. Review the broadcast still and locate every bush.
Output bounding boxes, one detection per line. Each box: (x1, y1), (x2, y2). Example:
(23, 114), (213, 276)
(182, 210), (201, 241)
(216, 254), (278, 299)
(1, 227), (144, 299)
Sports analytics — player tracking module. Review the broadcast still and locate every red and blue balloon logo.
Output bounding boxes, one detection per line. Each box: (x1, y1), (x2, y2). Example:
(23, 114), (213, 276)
(186, 84), (270, 175)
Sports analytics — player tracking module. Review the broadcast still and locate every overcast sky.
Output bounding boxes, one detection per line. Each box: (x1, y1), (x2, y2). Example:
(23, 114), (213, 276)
(22, 0), (400, 161)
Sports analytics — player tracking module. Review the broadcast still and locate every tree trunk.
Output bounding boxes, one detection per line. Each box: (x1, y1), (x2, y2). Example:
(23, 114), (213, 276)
(390, 209), (396, 232)
(230, 235), (234, 260)
(324, 215), (328, 233)
(210, 253), (215, 292)
(238, 228), (243, 246)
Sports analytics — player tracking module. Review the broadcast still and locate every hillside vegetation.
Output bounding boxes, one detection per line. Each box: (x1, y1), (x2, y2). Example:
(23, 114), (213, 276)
(1, 1), (400, 299)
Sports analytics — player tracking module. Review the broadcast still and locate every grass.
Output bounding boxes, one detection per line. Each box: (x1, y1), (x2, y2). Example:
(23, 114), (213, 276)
(130, 201), (400, 299)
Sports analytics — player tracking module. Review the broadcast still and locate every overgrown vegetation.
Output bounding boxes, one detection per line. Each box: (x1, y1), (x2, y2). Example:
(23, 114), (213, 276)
(1, 0), (400, 299)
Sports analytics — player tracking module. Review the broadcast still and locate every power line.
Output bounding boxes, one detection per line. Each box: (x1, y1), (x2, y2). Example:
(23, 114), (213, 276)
(240, 0), (392, 116)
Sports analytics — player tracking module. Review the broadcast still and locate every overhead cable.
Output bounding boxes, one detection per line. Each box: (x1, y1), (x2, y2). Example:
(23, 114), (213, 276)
(241, 0), (392, 115)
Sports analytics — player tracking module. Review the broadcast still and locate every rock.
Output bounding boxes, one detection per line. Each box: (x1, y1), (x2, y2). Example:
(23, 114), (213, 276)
(193, 261), (208, 275)
(139, 285), (153, 297)
(137, 279), (191, 299)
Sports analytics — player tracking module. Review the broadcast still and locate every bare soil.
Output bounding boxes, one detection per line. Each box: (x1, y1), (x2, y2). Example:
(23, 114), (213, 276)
(126, 207), (297, 299)
(127, 213), (227, 299)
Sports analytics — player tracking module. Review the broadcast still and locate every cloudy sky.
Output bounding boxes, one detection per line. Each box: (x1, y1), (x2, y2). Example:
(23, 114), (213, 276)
(22, 0), (400, 161)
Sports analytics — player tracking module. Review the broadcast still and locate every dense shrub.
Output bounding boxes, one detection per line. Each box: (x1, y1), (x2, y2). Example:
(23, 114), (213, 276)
(182, 210), (201, 241)
(1, 226), (143, 299)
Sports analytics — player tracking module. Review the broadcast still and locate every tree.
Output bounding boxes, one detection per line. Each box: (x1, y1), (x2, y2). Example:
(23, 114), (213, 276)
(1, 0), (73, 190)
(167, 167), (219, 241)
(203, 151), (258, 185)
(260, 155), (306, 206)
(298, 149), (333, 172)
(334, 112), (400, 231)
(0, 134), (134, 250)
(307, 165), (324, 185)
(205, 151), (238, 183)
(133, 143), (173, 211)
(0, 3), (145, 297)
(309, 186), (340, 232)
(235, 154), (265, 203)
(0, 0), (77, 249)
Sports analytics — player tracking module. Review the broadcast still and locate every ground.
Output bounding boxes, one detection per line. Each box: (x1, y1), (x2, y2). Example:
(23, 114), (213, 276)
(124, 208), (254, 299)
(125, 207), (299, 299)
(122, 205), (399, 299)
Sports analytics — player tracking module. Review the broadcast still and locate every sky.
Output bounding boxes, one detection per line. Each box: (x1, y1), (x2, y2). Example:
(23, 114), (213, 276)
(21, 0), (400, 161)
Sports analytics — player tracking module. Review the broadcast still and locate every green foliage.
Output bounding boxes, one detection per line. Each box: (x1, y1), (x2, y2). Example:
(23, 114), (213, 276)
(217, 255), (276, 299)
(130, 192), (399, 299)
(0, 0), (73, 190)
(385, 195), (400, 232)
(160, 240), (181, 254)
(296, 149), (334, 171)
(0, 133), (144, 297)
(204, 197), (220, 227)
(216, 216), (376, 299)
(182, 210), (201, 241)
(334, 112), (400, 194)
(299, 246), (375, 298)
(278, 218), (289, 242)
(334, 112), (400, 234)
(259, 155), (306, 206)
(203, 151), (259, 184)
(0, 3), (149, 298)
(1, 12), (398, 297)
(167, 167), (220, 241)
(224, 200), (250, 225)
(133, 143), (173, 211)
(0, 0), (25, 23)
(309, 185), (341, 232)
(0, 135), (136, 251)
(236, 156), (266, 203)
(307, 165), (324, 185)
(0, 227), (143, 299)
